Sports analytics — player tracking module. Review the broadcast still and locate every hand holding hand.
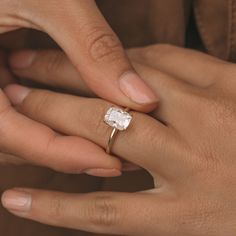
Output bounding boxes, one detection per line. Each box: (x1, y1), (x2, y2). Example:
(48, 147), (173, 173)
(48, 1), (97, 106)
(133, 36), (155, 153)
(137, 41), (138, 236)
(0, 0), (157, 111)
(0, 50), (121, 176)
(0, 0), (157, 173)
(2, 45), (236, 235)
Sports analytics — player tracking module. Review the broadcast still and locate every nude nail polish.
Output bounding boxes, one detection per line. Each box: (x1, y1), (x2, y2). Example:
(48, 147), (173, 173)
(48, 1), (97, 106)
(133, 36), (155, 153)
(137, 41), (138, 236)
(85, 168), (122, 177)
(119, 72), (158, 105)
(1, 190), (32, 212)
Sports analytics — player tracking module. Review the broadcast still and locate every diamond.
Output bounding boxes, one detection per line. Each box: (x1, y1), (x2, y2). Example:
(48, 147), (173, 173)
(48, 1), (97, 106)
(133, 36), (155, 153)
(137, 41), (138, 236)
(104, 107), (132, 131)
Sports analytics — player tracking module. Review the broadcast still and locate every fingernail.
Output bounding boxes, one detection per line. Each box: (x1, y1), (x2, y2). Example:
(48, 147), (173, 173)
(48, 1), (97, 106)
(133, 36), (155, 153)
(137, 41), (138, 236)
(119, 72), (158, 105)
(1, 190), (32, 212)
(9, 50), (36, 69)
(4, 84), (31, 105)
(85, 168), (122, 177)
(122, 162), (141, 171)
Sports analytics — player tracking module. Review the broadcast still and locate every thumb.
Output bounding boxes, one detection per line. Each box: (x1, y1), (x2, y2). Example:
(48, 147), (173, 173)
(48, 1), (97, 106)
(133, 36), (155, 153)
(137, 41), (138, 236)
(17, 0), (158, 112)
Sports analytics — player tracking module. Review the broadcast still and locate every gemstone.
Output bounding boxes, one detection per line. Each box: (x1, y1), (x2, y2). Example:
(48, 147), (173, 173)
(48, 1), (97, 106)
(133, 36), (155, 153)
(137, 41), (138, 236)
(104, 107), (132, 131)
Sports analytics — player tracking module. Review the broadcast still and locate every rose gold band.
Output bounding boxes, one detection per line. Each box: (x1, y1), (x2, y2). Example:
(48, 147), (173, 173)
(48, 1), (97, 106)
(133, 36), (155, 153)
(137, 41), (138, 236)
(106, 127), (119, 154)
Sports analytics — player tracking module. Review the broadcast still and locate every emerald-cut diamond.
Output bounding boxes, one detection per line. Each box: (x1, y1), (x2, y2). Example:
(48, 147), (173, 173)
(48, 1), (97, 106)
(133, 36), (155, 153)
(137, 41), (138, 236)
(104, 107), (132, 131)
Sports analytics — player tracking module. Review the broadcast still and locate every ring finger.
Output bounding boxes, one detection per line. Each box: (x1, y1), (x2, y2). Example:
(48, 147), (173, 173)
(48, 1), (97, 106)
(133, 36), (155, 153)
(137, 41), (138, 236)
(4, 84), (180, 177)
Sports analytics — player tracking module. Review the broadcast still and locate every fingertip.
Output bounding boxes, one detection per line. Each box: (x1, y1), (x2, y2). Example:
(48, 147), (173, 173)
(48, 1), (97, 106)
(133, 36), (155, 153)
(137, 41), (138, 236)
(118, 71), (159, 113)
(9, 50), (36, 70)
(119, 71), (159, 106)
(84, 168), (122, 177)
(122, 162), (141, 171)
(1, 189), (32, 212)
(134, 101), (158, 113)
(4, 84), (31, 105)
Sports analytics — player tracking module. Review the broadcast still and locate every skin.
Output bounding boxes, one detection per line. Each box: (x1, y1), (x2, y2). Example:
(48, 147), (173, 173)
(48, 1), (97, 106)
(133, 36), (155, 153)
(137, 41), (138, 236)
(0, 51), (123, 176)
(0, 0), (157, 110)
(1, 44), (236, 235)
(0, 0), (158, 175)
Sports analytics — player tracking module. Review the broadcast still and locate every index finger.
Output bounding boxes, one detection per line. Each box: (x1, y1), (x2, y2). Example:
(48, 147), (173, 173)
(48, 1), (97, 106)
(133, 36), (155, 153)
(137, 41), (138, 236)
(20, 0), (158, 112)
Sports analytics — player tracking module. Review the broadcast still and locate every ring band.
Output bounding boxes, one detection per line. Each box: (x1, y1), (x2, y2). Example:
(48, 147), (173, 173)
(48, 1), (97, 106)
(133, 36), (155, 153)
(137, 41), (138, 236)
(104, 107), (132, 154)
(106, 128), (119, 154)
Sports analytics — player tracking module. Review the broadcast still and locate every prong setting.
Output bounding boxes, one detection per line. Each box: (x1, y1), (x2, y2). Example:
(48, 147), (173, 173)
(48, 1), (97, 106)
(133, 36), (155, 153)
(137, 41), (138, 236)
(104, 107), (132, 131)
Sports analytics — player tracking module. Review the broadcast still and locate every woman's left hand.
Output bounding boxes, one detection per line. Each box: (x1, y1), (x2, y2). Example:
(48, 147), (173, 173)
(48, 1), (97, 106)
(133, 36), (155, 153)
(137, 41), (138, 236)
(2, 45), (236, 235)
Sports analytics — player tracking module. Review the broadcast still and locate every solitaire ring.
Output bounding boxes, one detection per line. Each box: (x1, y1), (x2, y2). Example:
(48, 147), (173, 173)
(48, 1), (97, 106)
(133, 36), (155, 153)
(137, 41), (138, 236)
(104, 107), (132, 154)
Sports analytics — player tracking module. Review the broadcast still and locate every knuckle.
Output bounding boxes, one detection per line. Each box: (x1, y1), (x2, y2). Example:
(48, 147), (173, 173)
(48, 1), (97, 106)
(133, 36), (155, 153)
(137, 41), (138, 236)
(132, 113), (158, 144)
(177, 199), (220, 235)
(22, 90), (51, 118)
(192, 91), (235, 128)
(209, 96), (236, 129)
(47, 196), (65, 222)
(188, 93), (216, 128)
(88, 194), (120, 229)
(86, 27), (123, 62)
(182, 91), (235, 166)
(43, 51), (66, 75)
(172, 85), (200, 110)
(180, 87), (205, 108)
(175, 89), (216, 129)
(215, 63), (236, 83)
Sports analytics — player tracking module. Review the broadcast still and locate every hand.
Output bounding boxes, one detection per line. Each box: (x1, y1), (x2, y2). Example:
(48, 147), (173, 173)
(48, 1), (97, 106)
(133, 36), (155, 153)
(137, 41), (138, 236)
(0, 51), (28, 164)
(2, 44), (236, 235)
(0, 51), (15, 87)
(0, 50), (122, 177)
(0, 0), (157, 171)
(0, 0), (157, 112)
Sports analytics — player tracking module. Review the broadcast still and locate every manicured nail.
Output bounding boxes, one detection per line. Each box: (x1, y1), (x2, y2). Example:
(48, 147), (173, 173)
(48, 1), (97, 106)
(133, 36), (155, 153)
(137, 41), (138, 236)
(4, 84), (31, 105)
(1, 190), (32, 212)
(122, 162), (141, 171)
(119, 72), (158, 105)
(85, 168), (122, 177)
(9, 50), (36, 69)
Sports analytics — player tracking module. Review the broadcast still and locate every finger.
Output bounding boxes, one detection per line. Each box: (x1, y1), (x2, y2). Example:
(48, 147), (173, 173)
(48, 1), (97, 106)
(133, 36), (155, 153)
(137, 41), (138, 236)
(9, 49), (198, 125)
(20, 0), (158, 112)
(4, 84), (177, 173)
(0, 26), (21, 34)
(9, 49), (93, 96)
(6, 49), (138, 172)
(0, 19), (35, 34)
(0, 51), (15, 87)
(0, 152), (27, 165)
(0, 0), (36, 34)
(0, 89), (121, 176)
(127, 44), (225, 87)
(1, 189), (174, 235)
(131, 61), (201, 127)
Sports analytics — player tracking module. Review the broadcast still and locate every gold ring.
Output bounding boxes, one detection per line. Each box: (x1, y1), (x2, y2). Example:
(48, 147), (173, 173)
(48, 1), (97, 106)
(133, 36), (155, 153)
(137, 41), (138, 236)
(104, 107), (132, 154)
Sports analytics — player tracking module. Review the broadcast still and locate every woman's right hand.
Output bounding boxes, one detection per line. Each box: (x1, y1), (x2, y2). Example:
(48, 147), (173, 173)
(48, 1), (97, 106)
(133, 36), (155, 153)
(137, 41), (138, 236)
(0, 50), (122, 176)
(0, 0), (157, 112)
(0, 82), (122, 175)
(0, 0), (159, 176)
